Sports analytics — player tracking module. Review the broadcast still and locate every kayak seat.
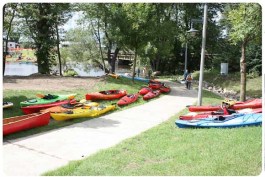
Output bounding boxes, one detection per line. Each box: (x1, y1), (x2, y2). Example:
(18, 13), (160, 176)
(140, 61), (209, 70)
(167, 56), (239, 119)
(65, 110), (73, 114)
(43, 94), (59, 100)
(27, 99), (37, 103)
(62, 104), (75, 109)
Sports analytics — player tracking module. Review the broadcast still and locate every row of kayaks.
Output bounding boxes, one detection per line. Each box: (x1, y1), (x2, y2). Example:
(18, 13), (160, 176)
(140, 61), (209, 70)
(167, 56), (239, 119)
(175, 99), (262, 128)
(3, 80), (171, 136)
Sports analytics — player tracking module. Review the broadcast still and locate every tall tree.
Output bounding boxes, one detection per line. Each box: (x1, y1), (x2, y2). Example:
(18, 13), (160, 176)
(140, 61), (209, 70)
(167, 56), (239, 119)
(3, 3), (18, 75)
(225, 3), (261, 101)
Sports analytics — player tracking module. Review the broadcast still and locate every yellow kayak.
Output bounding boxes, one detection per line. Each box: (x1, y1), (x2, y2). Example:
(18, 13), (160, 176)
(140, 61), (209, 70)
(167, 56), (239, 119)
(41, 101), (99, 113)
(51, 104), (116, 121)
(107, 73), (119, 79)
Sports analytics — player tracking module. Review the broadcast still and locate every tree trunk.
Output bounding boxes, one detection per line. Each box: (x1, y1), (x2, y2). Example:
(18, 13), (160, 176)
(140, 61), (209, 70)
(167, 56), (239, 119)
(3, 5), (6, 75)
(96, 19), (106, 73)
(55, 22), (62, 76)
(132, 48), (137, 83)
(3, 4), (17, 75)
(111, 48), (119, 73)
(240, 41), (247, 101)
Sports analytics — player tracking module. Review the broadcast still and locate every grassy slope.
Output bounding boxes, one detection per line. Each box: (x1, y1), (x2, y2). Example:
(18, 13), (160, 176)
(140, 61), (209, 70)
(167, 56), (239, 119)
(3, 77), (150, 140)
(43, 90), (262, 176)
(192, 70), (262, 98)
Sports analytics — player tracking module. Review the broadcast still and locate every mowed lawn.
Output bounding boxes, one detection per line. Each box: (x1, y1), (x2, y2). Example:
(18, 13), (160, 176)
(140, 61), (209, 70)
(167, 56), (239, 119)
(44, 90), (262, 176)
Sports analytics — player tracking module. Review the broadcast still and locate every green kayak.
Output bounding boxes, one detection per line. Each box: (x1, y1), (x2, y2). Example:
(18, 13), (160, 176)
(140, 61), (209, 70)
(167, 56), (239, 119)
(20, 94), (76, 107)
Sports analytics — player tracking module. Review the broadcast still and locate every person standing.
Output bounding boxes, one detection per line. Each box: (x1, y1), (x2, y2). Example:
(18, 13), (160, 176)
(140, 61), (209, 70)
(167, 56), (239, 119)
(137, 67), (140, 77)
(185, 71), (192, 90)
(143, 67), (146, 78)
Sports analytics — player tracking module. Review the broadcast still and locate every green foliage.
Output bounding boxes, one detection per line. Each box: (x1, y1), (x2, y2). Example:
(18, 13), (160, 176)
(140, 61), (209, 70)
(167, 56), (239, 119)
(226, 3), (261, 45)
(63, 69), (78, 76)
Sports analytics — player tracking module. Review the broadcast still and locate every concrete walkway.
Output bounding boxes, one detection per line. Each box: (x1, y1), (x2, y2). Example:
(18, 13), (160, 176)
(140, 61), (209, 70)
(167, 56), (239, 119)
(2, 81), (197, 176)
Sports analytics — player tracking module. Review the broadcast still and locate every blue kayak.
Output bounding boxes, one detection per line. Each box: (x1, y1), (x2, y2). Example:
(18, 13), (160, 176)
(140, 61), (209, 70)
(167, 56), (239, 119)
(175, 113), (262, 128)
(119, 74), (150, 83)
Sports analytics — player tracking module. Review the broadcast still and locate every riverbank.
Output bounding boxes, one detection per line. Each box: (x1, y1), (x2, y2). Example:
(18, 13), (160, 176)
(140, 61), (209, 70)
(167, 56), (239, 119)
(3, 75), (104, 91)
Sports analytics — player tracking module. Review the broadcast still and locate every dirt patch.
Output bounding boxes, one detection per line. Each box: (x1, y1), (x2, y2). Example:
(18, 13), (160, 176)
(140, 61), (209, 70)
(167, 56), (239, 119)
(3, 75), (105, 91)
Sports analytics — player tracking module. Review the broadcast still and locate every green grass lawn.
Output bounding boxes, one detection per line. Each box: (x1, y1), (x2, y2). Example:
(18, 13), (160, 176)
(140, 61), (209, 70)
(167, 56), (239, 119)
(3, 77), (151, 140)
(43, 90), (262, 176)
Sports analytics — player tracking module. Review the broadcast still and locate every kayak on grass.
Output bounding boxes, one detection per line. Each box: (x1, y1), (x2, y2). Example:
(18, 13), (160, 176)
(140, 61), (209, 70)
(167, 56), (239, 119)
(159, 85), (171, 93)
(21, 99), (77, 114)
(50, 104), (116, 121)
(119, 74), (150, 83)
(40, 101), (99, 113)
(139, 87), (153, 95)
(187, 99), (262, 112)
(86, 90), (127, 100)
(3, 112), (50, 136)
(175, 113), (262, 128)
(3, 102), (13, 109)
(143, 90), (160, 100)
(179, 107), (262, 120)
(117, 94), (139, 106)
(20, 94), (76, 107)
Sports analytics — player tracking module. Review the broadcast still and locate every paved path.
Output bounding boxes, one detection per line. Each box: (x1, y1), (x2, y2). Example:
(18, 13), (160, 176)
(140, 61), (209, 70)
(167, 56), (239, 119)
(2, 81), (197, 176)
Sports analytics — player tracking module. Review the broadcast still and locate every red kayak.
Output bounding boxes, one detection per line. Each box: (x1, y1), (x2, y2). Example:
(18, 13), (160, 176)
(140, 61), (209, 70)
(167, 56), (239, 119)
(86, 90), (127, 100)
(143, 90), (160, 100)
(149, 82), (163, 89)
(21, 99), (76, 114)
(3, 112), (50, 136)
(180, 107), (262, 120)
(188, 99), (262, 112)
(159, 85), (171, 93)
(139, 87), (153, 95)
(117, 94), (139, 106)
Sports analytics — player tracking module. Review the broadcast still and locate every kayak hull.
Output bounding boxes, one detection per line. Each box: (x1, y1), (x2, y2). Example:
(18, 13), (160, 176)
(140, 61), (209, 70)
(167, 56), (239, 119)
(20, 94), (76, 107)
(187, 99), (262, 112)
(3, 112), (50, 136)
(143, 90), (160, 100)
(139, 87), (152, 95)
(180, 108), (262, 120)
(176, 113), (262, 128)
(51, 105), (116, 121)
(117, 94), (139, 106)
(120, 74), (150, 83)
(86, 90), (127, 100)
(21, 100), (74, 114)
(3, 102), (13, 109)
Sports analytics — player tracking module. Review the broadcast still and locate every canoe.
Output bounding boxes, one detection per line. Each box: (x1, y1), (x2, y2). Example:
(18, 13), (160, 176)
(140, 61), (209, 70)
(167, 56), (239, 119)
(3, 112), (50, 136)
(3, 102), (13, 109)
(139, 87), (153, 95)
(187, 99), (262, 112)
(20, 94), (76, 107)
(159, 85), (171, 93)
(179, 108), (262, 120)
(175, 113), (262, 128)
(120, 74), (150, 83)
(143, 90), (160, 100)
(50, 104), (116, 121)
(21, 99), (76, 114)
(117, 94), (139, 106)
(41, 101), (99, 113)
(86, 90), (127, 100)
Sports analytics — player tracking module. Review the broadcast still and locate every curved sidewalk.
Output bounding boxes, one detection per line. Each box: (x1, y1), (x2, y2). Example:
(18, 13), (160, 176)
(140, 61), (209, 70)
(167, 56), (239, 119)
(2, 81), (197, 176)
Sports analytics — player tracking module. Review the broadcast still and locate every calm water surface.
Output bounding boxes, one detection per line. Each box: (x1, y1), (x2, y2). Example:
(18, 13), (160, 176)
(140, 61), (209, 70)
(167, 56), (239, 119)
(4, 62), (130, 76)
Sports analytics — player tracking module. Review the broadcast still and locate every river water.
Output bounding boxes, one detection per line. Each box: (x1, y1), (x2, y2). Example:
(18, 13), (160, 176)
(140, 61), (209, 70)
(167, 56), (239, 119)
(4, 62), (130, 77)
